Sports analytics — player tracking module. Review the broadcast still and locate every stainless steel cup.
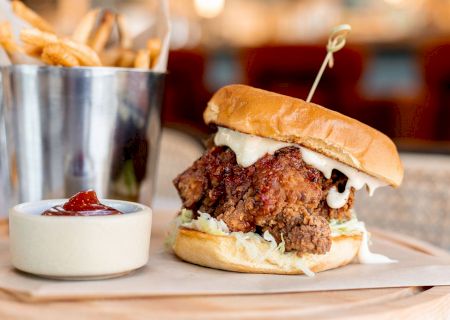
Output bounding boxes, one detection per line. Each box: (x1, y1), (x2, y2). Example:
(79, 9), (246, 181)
(0, 65), (165, 211)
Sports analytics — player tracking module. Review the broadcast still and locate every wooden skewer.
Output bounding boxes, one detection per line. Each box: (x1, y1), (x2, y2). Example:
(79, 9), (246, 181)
(306, 24), (351, 103)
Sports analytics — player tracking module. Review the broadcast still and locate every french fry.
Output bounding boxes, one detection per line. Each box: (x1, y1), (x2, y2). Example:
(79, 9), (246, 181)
(116, 49), (135, 68)
(20, 28), (101, 66)
(0, 21), (13, 39)
(88, 10), (115, 53)
(41, 43), (79, 67)
(134, 49), (151, 69)
(116, 14), (132, 49)
(12, 1), (54, 34)
(60, 38), (102, 67)
(20, 28), (58, 50)
(71, 9), (100, 44)
(39, 49), (54, 65)
(4, 5), (165, 69)
(0, 37), (23, 56)
(99, 48), (122, 66)
(147, 38), (161, 69)
(0, 22), (23, 56)
(23, 44), (42, 57)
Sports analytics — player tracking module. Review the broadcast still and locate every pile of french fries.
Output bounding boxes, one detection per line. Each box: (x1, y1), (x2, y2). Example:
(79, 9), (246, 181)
(0, 0), (161, 69)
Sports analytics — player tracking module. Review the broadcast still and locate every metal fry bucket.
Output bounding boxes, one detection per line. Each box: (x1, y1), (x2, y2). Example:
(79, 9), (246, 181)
(0, 65), (165, 211)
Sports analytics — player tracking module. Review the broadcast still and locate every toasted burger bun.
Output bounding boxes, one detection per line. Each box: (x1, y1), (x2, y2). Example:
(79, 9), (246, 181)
(173, 228), (362, 275)
(204, 84), (403, 187)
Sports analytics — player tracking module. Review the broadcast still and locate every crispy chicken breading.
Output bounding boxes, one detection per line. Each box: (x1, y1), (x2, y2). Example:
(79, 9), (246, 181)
(173, 146), (354, 255)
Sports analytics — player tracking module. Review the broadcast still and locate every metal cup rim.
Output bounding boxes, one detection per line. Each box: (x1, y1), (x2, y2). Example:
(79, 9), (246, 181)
(0, 64), (167, 75)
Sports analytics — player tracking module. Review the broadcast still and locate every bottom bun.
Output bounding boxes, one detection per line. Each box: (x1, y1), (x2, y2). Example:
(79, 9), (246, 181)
(173, 228), (362, 275)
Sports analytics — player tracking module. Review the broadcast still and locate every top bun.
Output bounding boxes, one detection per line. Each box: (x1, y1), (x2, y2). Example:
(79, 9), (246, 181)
(204, 84), (403, 187)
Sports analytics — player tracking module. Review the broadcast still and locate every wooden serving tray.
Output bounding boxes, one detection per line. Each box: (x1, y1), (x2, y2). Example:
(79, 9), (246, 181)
(0, 219), (449, 319)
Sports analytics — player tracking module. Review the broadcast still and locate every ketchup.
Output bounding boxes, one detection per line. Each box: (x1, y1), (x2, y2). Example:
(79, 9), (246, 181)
(42, 190), (123, 216)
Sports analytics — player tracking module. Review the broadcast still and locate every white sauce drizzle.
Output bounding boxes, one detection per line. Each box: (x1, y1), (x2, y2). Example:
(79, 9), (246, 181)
(358, 227), (397, 264)
(214, 126), (292, 167)
(214, 127), (387, 209)
(330, 214), (396, 264)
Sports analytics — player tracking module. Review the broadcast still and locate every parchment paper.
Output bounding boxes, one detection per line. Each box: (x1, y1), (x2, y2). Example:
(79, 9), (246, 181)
(0, 210), (450, 302)
(132, 0), (170, 72)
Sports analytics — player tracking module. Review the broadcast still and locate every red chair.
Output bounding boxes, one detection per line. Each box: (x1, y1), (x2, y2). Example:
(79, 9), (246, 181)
(421, 42), (450, 140)
(163, 50), (210, 133)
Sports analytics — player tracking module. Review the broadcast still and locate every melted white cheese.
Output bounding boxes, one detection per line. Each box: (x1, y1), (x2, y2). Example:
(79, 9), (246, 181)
(214, 127), (387, 209)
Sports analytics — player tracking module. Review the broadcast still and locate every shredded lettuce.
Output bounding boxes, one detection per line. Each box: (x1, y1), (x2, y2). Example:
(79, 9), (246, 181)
(329, 214), (365, 237)
(168, 209), (369, 276)
(179, 208), (193, 224)
(168, 209), (391, 272)
(167, 209), (317, 276)
(186, 211), (230, 235)
(164, 208), (193, 249)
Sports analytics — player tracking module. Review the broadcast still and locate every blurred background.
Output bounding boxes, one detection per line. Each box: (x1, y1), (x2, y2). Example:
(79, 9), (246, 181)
(9, 0), (450, 249)
(22, 0), (450, 144)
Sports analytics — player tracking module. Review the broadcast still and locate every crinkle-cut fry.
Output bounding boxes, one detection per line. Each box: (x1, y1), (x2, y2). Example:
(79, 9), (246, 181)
(134, 49), (151, 69)
(117, 49), (135, 68)
(88, 10), (115, 53)
(72, 8), (100, 44)
(147, 38), (161, 68)
(60, 38), (102, 67)
(20, 28), (58, 49)
(41, 43), (79, 67)
(116, 14), (132, 49)
(12, 1), (54, 34)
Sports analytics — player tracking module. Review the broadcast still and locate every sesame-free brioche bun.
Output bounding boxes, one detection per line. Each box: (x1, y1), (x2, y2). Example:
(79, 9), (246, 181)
(204, 84), (403, 187)
(173, 228), (362, 275)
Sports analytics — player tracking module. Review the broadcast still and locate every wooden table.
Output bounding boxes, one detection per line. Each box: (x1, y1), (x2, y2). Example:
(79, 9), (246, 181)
(0, 219), (449, 320)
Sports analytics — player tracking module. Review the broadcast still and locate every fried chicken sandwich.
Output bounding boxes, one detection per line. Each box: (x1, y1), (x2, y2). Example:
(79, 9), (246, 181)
(170, 84), (403, 276)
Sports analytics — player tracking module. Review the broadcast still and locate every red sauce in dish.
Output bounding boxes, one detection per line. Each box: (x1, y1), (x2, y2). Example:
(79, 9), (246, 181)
(42, 190), (123, 216)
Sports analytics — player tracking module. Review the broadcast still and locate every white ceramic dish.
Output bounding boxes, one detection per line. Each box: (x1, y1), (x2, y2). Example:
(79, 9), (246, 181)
(9, 199), (152, 280)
